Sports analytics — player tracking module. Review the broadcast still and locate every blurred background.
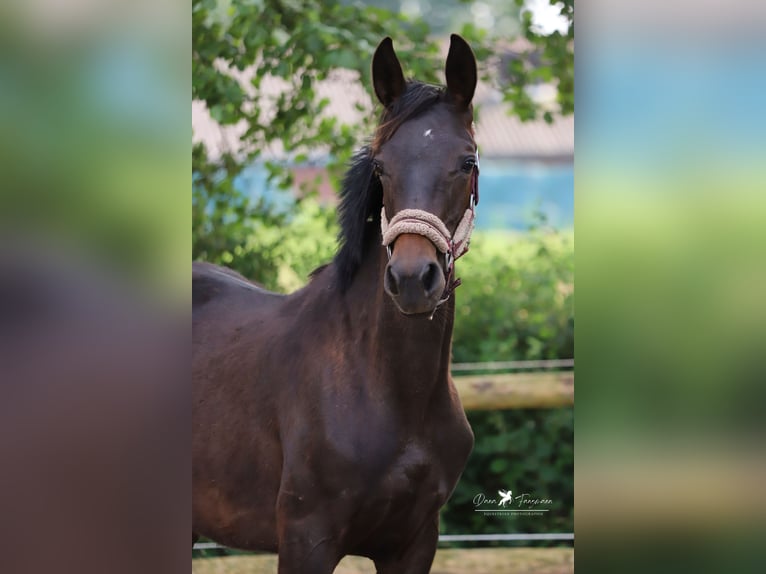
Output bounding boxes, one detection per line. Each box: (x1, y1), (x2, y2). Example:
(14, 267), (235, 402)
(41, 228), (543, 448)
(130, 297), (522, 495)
(0, 3), (188, 574)
(192, 0), (573, 572)
(576, 2), (766, 572)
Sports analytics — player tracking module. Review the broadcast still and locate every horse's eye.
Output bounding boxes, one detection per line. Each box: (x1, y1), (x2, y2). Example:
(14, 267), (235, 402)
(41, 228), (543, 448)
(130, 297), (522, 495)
(372, 160), (384, 177)
(461, 158), (476, 174)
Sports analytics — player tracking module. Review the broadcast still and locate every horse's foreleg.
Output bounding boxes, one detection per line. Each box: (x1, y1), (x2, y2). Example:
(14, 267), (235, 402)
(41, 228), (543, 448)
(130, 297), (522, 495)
(373, 515), (439, 574)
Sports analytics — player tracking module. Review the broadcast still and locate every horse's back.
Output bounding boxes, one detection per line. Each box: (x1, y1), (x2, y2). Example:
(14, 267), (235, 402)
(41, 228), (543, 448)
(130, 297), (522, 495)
(192, 261), (279, 311)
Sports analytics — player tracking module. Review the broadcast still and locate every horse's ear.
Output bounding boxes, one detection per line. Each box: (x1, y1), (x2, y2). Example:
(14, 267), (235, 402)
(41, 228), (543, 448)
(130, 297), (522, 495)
(372, 37), (406, 107)
(445, 34), (477, 108)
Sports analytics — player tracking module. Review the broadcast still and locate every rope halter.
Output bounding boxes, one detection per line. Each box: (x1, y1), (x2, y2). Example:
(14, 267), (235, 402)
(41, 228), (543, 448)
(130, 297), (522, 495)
(380, 151), (479, 317)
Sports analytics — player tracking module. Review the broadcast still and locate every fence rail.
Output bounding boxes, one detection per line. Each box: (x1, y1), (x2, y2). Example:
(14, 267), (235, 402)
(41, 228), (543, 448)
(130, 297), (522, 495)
(193, 533), (574, 552)
(451, 359), (574, 372)
(455, 371), (574, 410)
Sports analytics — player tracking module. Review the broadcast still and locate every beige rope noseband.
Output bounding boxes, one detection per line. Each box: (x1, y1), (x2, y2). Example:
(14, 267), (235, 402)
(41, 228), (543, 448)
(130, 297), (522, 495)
(379, 151), (479, 317)
(380, 205), (475, 268)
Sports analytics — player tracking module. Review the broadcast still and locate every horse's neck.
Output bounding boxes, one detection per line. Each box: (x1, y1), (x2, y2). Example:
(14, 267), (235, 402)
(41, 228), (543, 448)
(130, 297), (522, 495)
(342, 245), (455, 404)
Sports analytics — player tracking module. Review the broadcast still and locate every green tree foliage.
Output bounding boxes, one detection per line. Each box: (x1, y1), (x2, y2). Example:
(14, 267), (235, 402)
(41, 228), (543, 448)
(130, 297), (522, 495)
(502, 0), (574, 122)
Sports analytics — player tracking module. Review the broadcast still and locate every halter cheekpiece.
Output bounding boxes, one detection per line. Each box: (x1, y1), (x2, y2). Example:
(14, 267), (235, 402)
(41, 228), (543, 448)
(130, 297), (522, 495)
(380, 150), (479, 318)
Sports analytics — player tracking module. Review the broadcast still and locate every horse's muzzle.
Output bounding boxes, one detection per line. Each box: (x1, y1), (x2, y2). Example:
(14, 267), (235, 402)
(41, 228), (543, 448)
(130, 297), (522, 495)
(383, 234), (446, 315)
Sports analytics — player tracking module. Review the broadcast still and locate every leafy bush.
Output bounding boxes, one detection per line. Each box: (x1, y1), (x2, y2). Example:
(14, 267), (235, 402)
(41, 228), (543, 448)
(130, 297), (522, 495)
(453, 230), (574, 363)
(442, 407), (573, 539)
(443, 230), (574, 539)
(193, 188), (338, 292)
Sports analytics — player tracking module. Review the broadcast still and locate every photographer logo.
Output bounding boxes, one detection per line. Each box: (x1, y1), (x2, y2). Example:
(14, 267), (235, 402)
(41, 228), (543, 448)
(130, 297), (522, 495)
(473, 489), (553, 517)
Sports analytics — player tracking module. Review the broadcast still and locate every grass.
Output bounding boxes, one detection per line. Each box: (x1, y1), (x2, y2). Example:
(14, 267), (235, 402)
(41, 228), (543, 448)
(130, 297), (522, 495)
(192, 547), (574, 574)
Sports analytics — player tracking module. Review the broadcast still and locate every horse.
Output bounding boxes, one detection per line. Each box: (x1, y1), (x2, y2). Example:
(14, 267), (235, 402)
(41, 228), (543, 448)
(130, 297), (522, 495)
(193, 34), (479, 573)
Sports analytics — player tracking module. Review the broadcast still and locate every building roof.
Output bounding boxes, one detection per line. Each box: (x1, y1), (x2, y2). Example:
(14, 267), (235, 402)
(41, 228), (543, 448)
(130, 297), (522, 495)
(476, 104), (574, 161)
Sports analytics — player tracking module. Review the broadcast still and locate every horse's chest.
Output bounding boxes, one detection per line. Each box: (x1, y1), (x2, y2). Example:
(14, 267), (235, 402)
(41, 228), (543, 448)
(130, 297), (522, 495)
(385, 442), (436, 490)
(364, 411), (473, 508)
(366, 440), (454, 517)
(341, 438), (459, 555)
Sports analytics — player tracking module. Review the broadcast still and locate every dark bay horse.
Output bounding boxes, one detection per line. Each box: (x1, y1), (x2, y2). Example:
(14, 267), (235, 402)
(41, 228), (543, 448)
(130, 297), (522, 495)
(193, 34), (479, 573)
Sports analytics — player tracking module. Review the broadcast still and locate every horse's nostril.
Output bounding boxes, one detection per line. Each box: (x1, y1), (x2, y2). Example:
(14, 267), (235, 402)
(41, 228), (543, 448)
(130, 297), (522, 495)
(420, 262), (441, 296)
(385, 265), (399, 296)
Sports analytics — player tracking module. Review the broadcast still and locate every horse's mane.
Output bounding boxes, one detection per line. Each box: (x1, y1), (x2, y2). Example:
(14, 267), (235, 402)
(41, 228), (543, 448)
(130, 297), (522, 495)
(333, 81), (446, 291)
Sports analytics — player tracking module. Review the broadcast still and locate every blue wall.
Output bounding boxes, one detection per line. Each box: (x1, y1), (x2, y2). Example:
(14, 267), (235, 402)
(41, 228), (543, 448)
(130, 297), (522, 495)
(475, 160), (573, 231)
(236, 159), (574, 231)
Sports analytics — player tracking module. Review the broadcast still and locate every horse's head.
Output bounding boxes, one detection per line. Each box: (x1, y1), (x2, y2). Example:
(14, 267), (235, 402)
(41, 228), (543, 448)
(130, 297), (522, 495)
(371, 35), (478, 316)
